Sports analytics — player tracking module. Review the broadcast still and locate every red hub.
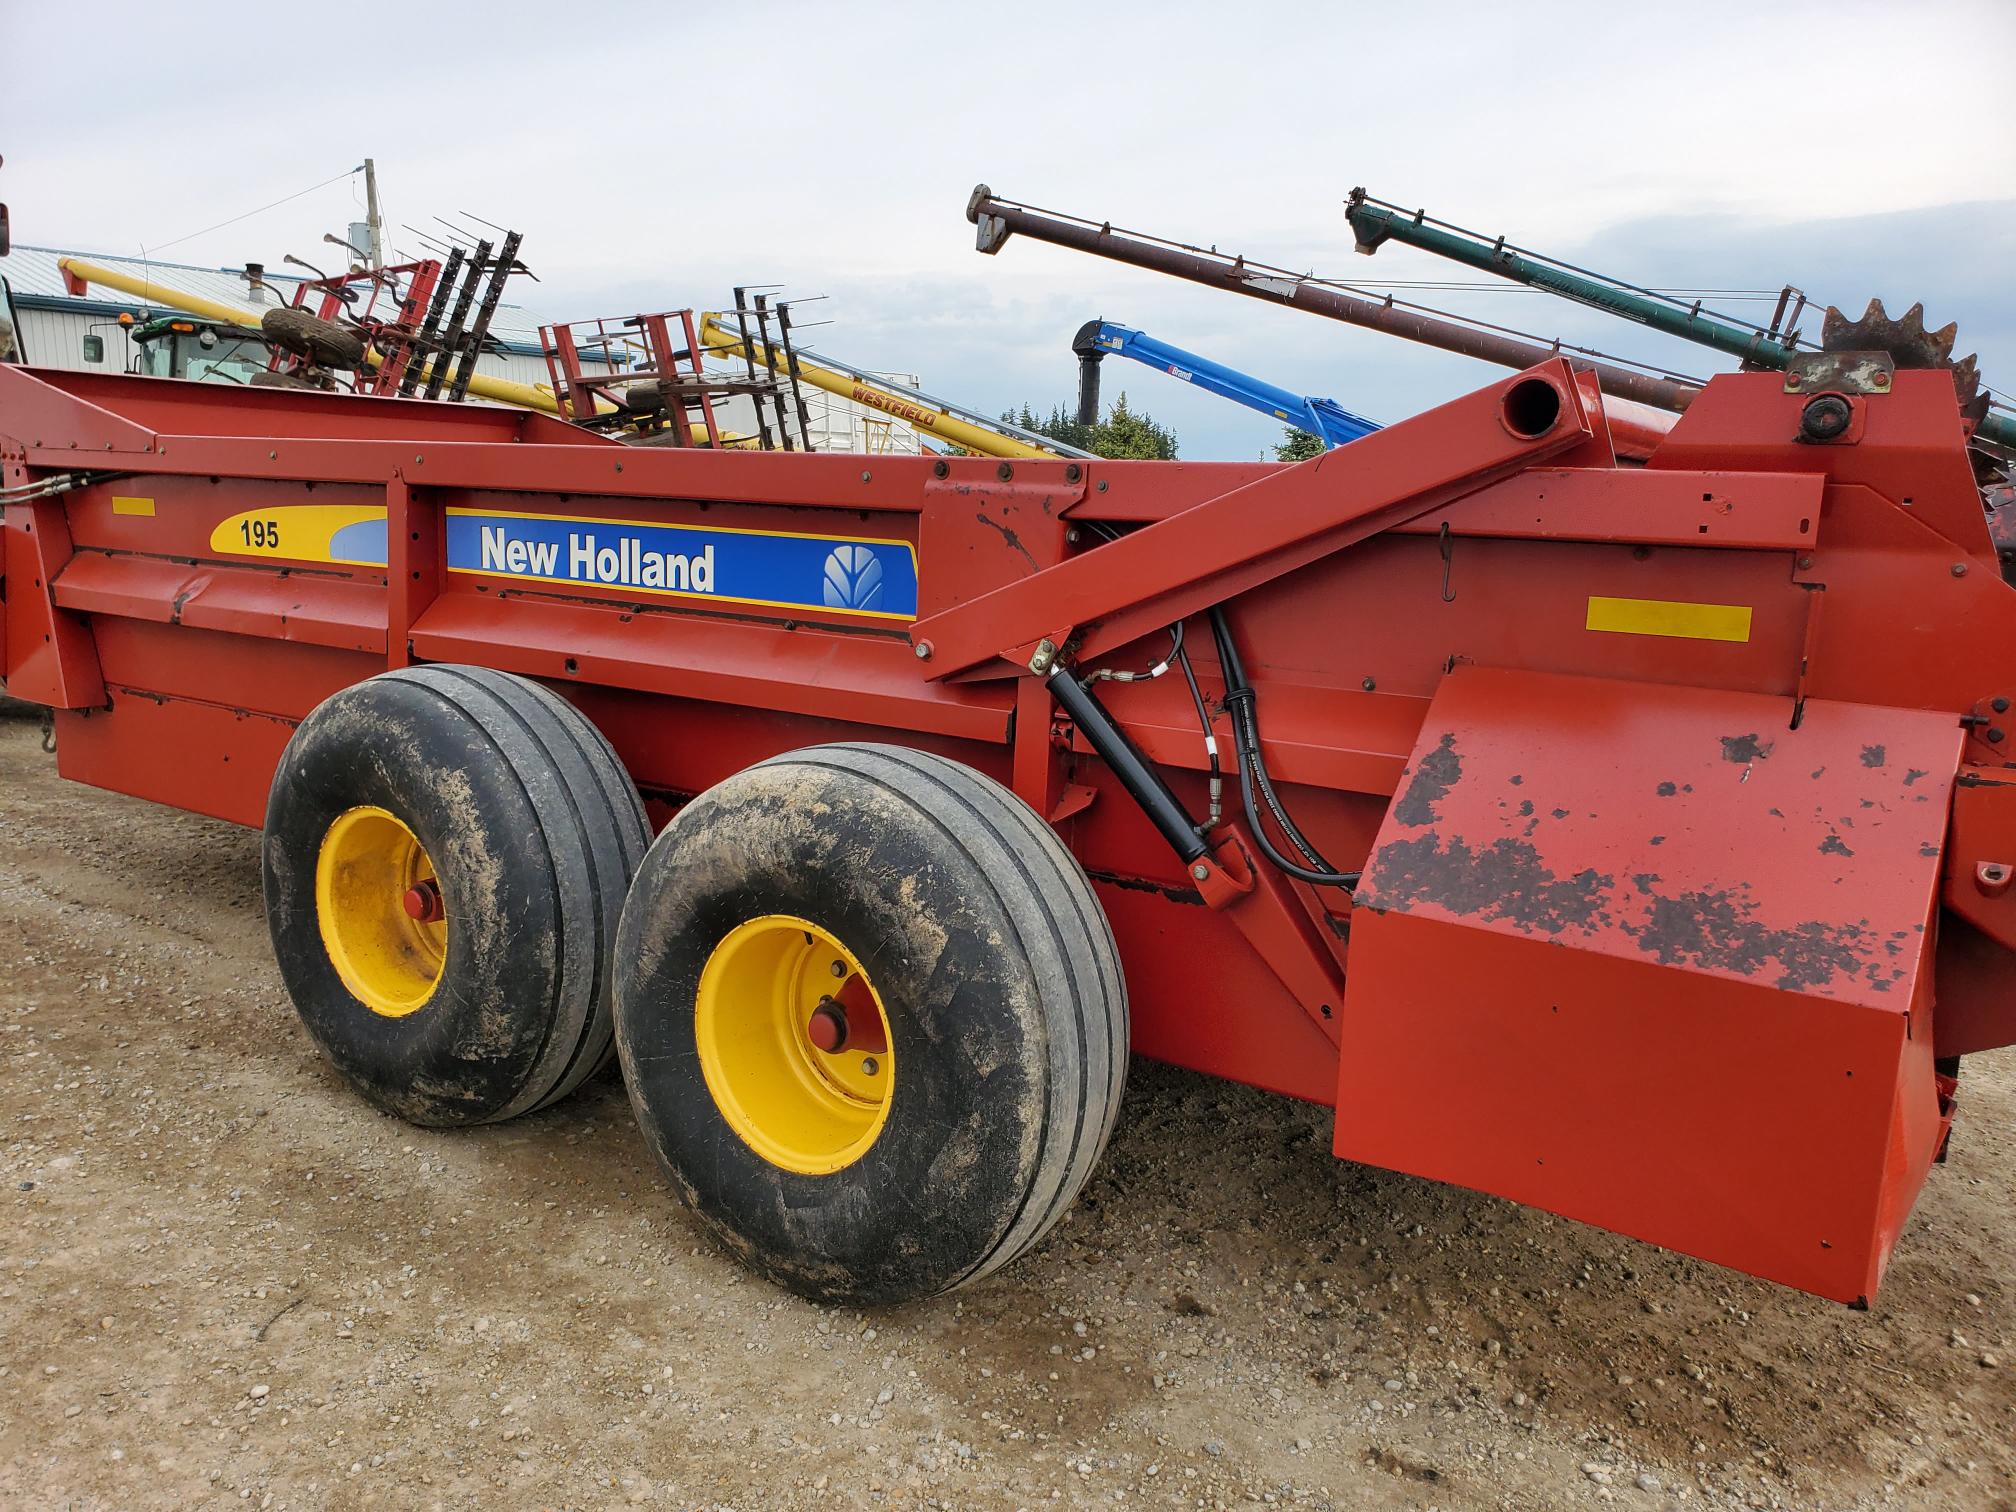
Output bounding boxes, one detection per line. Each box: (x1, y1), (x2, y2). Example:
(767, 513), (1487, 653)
(806, 998), (849, 1053)
(402, 878), (446, 924)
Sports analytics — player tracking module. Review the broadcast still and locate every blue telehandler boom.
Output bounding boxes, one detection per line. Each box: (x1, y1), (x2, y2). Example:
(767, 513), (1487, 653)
(1072, 319), (1380, 448)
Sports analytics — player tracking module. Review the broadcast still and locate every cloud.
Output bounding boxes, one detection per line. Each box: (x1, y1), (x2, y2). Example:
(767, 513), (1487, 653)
(3, 1), (2009, 456)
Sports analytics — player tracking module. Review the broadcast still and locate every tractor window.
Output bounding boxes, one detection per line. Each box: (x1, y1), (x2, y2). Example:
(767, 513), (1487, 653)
(179, 331), (268, 385)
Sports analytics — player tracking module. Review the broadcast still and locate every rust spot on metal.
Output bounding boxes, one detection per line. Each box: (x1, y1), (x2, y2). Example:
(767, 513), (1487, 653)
(1721, 733), (1773, 764)
(1368, 832), (1613, 936)
(1919, 842), (1940, 857)
(1860, 744), (1887, 769)
(1656, 781), (1678, 797)
(1393, 733), (1462, 828)
(1649, 835), (1666, 846)
(1904, 768), (1928, 786)
(1518, 799), (1535, 817)
(1820, 833), (1854, 857)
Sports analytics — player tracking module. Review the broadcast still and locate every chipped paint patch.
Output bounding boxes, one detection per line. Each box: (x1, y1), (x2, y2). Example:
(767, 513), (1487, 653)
(1630, 886), (1899, 994)
(1366, 828), (1910, 999)
(1721, 733), (1773, 764)
(1393, 733), (1462, 828)
(1367, 832), (1613, 936)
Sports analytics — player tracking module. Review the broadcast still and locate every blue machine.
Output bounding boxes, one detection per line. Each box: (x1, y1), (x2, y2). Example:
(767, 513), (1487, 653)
(1072, 319), (1380, 448)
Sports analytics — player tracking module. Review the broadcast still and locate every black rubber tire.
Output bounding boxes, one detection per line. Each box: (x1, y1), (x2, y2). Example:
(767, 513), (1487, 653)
(262, 665), (650, 1127)
(260, 306), (365, 369)
(612, 743), (1127, 1304)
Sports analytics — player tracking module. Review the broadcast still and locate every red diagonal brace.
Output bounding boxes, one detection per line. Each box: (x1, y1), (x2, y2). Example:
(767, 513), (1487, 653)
(912, 360), (1592, 677)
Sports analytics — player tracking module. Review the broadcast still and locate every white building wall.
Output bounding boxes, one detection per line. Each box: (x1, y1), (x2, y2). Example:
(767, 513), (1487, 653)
(13, 306), (140, 372)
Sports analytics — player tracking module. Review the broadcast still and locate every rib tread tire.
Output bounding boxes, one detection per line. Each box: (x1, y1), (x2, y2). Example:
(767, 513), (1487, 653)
(613, 741), (1128, 1303)
(263, 665), (648, 1126)
(804, 745), (1127, 1289)
(410, 666), (649, 1114)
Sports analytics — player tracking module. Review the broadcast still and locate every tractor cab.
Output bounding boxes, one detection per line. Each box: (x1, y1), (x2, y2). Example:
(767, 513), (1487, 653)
(129, 314), (270, 385)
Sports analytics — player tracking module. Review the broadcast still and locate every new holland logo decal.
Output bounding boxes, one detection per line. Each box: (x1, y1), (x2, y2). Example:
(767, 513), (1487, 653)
(209, 505), (920, 621)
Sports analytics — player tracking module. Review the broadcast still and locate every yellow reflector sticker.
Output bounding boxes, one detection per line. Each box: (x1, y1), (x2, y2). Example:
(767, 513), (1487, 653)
(1585, 595), (1752, 643)
(111, 495), (156, 517)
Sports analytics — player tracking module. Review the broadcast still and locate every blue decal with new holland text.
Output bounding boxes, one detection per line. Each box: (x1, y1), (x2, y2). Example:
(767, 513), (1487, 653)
(444, 509), (918, 621)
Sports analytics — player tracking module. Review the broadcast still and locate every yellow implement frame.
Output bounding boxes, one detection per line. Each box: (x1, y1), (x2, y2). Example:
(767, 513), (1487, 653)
(698, 314), (1067, 461)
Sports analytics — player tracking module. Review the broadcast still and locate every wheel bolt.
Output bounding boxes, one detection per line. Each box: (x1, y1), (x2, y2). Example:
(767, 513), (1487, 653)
(402, 878), (445, 924)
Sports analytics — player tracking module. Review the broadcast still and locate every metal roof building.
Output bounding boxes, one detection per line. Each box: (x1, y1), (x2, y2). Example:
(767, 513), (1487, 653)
(2, 246), (929, 453)
(1, 244), (577, 387)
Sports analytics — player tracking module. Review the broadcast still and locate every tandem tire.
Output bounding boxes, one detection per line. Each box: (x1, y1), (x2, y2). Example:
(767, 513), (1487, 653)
(612, 743), (1128, 1305)
(262, 665), (650, 1127)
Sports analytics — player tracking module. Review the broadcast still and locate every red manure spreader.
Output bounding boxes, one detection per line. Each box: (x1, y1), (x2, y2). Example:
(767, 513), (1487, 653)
(4, 299), (2012, 1305)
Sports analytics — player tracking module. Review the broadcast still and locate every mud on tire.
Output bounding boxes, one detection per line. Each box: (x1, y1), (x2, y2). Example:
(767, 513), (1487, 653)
(612, 743), (1128, 1304)
(260, 306), (365, 369)
(262, 666), (649, 1126)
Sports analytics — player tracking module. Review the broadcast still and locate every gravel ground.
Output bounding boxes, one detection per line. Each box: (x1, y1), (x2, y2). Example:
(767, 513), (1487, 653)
(0, 710), (2010, 1511)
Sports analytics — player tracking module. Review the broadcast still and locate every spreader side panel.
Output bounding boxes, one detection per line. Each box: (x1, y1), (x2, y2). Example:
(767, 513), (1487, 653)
(1339, 666), (1961, 1301)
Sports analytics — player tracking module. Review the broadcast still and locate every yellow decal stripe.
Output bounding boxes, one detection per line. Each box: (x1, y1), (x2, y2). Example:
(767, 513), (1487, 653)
(209, 505), (387, 565)
(111, 496), (156, 517)
(1585, 595), (1752, 644)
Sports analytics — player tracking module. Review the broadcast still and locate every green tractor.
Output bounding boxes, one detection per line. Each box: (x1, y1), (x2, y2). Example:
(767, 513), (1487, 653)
(125, 313), (274, 385)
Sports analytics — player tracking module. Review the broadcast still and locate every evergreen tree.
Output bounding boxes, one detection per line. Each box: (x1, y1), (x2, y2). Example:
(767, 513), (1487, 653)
(1273, 426), (1325, 462)
(1002, 392), (1178, 460)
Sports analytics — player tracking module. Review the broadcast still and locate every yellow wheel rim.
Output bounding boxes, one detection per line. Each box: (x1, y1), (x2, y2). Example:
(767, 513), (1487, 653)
(314, 805), (448, 1018)
(694, 915), (895, 1175)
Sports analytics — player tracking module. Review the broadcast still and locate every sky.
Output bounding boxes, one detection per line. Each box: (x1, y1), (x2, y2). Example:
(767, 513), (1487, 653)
(3, 0), (2012, 458)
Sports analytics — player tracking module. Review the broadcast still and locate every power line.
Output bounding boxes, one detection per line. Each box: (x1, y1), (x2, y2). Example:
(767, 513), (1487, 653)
(141, 166), (362, 258)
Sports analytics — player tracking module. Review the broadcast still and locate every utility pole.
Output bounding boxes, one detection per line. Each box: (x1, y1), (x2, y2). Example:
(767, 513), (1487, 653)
(363, 158), (384, 270)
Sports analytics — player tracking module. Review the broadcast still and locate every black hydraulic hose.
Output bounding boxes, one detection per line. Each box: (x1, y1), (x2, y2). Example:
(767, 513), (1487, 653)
(1208, 608), (1333, 868)
(1207, 608), (1362, 888)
